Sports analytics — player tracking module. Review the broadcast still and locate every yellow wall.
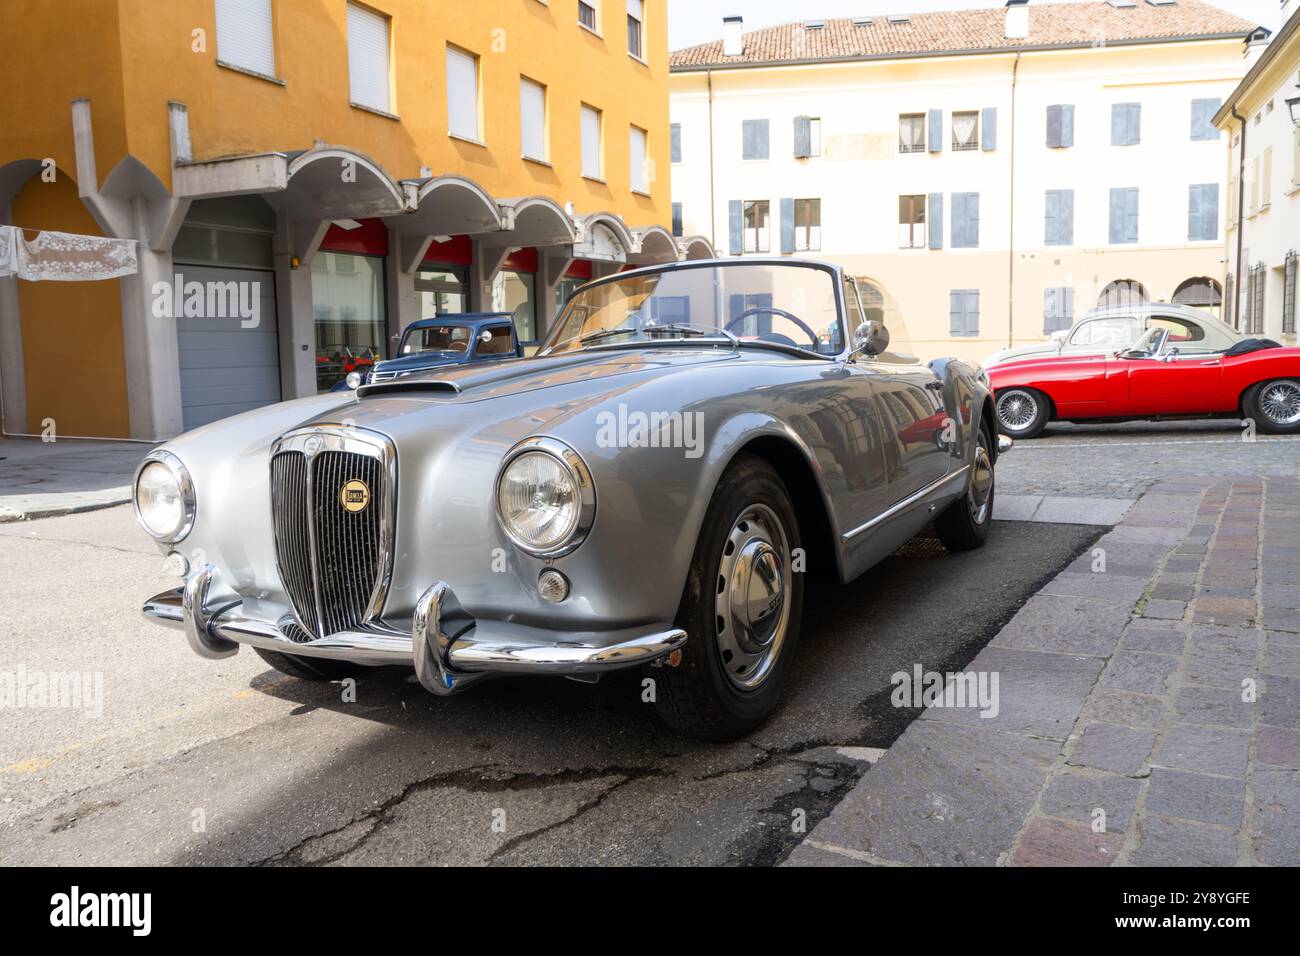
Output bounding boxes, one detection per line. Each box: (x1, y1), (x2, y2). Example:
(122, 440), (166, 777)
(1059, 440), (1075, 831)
(12, 175), (129, 437)
(110, 0), (670, 225)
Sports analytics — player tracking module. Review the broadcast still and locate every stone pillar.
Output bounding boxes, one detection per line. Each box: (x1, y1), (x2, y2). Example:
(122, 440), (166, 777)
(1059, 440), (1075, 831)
(0, 204), (26, 434)
(272, 215), (325, 400)
(469, 240), (511, 313)
(118, 207), (184, 439)
(537, 245), (576, 340)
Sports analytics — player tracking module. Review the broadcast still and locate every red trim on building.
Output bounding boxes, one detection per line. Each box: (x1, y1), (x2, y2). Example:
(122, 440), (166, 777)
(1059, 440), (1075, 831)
(320, 218), (389, 256)
(564, 259), (594, 280)
(422, 234), (473, 266)
(502, 247), (539, 273)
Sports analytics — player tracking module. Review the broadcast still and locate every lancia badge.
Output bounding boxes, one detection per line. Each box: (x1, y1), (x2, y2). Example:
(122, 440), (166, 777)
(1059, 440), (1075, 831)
(340, 478), (371, 513)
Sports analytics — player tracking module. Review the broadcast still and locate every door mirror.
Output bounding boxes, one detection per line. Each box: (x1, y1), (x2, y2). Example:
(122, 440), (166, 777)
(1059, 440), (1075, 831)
(479, 329), (494, 345)
(853, 320), (890, 358)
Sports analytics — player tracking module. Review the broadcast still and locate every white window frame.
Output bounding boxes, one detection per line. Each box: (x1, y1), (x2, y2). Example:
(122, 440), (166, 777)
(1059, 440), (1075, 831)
(215, 0), (277, 80)
(346, 2), (392, 115)
(446, 45), (481, 142)
(898, 194), (926, 249)
(743, 200), (770, 254)
(629, 125), (649, 194)
(578, 0), (600, 34)
(627, 0), (644, 60)
(520, 76), (547, 162)
(794, 198), (821, 252)
(581, 104), (603, 181)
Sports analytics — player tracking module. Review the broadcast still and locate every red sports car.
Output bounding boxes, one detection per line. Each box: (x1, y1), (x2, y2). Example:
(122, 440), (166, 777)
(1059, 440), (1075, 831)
(988, 326), (1300, 439)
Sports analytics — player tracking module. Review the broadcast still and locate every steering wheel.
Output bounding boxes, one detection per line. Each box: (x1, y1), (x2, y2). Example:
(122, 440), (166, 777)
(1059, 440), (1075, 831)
(724, 307), (819, 350)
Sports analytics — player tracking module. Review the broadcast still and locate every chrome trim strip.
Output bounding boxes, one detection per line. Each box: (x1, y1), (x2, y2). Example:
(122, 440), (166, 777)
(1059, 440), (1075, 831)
(840, 466), (970, 542)
(143, 578), (689, 682)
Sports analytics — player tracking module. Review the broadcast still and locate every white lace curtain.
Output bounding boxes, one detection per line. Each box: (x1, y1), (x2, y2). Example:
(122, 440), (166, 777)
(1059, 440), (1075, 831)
(0, 225), (138, 281)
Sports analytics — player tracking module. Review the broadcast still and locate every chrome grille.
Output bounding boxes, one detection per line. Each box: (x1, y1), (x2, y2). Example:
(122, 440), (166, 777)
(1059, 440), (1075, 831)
(269, 427), (395, 639)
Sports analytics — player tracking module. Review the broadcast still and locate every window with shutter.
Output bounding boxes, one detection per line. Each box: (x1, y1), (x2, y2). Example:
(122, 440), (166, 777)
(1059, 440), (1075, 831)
(794, 199), (820, 252)
(446, 46), (480, 141)
(982, 107), (997, 151)
(743, 200), (770, 253)
(1046, 104), (1075, 148)
(215, 0), (276, 78)
(627, 0), (644, 58)
(1109, 188), (1138, 244)
(742, 120), (770, 160)
(1045, 189), (1073, 246)
(728, 200), (743, 255)
(1191, 98), (1221, 141)
(670, 123), (682, 164)
(581, 104), (602, 179)
(899, 195), (926, 249)
(952, 111), (979, 151)
(1254, 265), (1266, 335)
(1043, 287), (1074, 333)
(520, 77), (546, 160)
(1284, 253), (1297, 335)
(1112, 103), (1140, 146)
(952, 192), (979, 248)
(928, 193), (943, 251)
(949, 290), (979, 337)
(793, 116), (812, 159)
(928, 109), (943, 154)
(1244, 266), (1256, 333)
(629, 126), (648, 193)
(671, 203), (683, 238)
(899, 114), (925, 153)
(347, 3), (391, 113)
(1188, 184), (1218, 241)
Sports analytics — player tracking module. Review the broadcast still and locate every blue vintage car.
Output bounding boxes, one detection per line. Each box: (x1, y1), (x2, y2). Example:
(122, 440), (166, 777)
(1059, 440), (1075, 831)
(332, 313), (523, 390)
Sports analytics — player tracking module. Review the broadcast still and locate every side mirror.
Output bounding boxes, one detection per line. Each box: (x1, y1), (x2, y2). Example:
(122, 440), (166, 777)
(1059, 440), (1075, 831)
(479, 329), (494, 345)
(853, 320), (890, 358)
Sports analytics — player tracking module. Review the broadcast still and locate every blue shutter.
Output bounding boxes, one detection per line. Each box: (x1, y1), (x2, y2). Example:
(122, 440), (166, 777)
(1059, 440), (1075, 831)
(1055, 190), (1074, 245)
(1203, 184), (1219, 242)
(1109, 188), (1126, 243)
(949, 291), (964, 335)
(1044, 190), (1059, 245)
(964, 290), (980, 336)
(928, 193), (944, 250)
(742, 120), (769, 160)
(1061, 105), (1074, 147)
(981, 107), (997, 151)
(1188, 184), (1203, 241)
(1189, 184), (1219, 241)
(1191, 98), (1221, 141)
(1046, 105), (1062, 148)
(1044, 287), (1059, 332)
(928, 109), (942, 153)
(728, 200), (743, 255)
(793, 116), (811, 158)
(1125, 188), (1139, 243)
(779, 197), (795, 254)
(1111, 104), (1125, 146)
(952, 192), (979, 248)
(1129, 103), (1141, 145)
(670, 123), (682, 163)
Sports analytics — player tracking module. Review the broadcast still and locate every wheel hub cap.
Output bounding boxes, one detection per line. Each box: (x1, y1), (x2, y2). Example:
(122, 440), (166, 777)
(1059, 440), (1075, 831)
(968, 444), (994, 524)
(1260, 382), (1300, 425)
(997, 391), (1037, 430)
(714, 504), (791, 691)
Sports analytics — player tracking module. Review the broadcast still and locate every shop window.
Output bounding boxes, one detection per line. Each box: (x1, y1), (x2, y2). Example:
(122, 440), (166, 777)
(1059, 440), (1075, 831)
(311, 252), (387, 392)
(493, 270), (537, 343)
(416, 266), (468, 316)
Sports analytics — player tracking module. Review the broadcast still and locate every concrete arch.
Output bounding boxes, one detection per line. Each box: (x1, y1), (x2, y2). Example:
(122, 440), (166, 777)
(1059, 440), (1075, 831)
(677, 235), (715, 260)
(275, 146), (410, 220)
(630, 225), (679, 264)
(410, 174), (504, 235)
(500, 195), (575, 246)
(575, 211), (635, 262)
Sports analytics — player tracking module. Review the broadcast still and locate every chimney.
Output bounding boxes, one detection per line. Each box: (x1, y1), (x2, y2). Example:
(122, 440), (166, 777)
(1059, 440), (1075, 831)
(1005, 0), (1029, 40)
(723, 16), (744, 57)
(1243, 27), (1269, 69)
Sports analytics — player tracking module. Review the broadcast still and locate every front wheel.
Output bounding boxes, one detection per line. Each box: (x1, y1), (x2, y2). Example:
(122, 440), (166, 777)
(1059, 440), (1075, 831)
(651, 455), (803, 741)
(1246, 378), (1300, 435)
(933, 421), (995, 551)
(995, 387), (1050, 439)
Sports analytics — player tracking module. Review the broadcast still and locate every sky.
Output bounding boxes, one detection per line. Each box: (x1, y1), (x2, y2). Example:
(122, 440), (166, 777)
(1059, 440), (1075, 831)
(666, 0), (1286, 50)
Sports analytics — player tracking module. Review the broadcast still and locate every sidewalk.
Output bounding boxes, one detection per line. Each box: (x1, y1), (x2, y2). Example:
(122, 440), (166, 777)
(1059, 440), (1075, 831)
(0, 437), (151, 522)
(788, 474), (1300, 867)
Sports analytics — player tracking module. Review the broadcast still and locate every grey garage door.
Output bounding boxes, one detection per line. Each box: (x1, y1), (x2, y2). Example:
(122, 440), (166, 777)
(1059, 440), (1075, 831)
(176, 265), (280, 431)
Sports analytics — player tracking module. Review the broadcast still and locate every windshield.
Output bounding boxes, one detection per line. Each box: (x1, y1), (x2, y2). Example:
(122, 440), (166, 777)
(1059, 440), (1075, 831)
(401, 325), (472, 354)
(1125, 326), (1168, 356)
(541, 262), (844, 357)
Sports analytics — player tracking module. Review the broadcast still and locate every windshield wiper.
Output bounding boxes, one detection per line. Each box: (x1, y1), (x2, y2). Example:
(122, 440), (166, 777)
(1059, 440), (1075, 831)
(642, 324), (706, 338)
(579, 327), (639, 346)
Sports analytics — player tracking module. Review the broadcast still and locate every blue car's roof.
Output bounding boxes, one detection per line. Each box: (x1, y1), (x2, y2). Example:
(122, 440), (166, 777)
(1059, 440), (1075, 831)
(405, 313), (512, 332)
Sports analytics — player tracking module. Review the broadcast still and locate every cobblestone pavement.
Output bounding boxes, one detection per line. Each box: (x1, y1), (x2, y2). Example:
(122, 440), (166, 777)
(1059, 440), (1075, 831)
(789, 474), (1300, 867)
(999, 420), (1300, 500)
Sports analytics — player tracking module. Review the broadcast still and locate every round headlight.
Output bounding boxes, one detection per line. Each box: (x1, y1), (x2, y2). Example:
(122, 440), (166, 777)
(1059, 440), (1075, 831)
(133, 453), (195, 542)
(495, 440), (595, 557)
(346, 371), (363, 389)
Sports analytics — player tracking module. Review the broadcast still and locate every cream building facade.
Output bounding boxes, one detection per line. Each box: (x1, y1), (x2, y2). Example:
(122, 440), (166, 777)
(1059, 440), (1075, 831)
(1216, 0), (1300, 344)
(670, 0), (1259, 362)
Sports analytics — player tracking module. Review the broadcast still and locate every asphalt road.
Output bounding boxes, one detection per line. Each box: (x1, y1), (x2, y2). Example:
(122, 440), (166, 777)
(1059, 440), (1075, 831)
(0, 504), (1099, 866)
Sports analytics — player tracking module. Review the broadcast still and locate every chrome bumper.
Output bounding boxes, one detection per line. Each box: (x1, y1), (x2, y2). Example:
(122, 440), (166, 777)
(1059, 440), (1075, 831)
(997, 435), (1014, 454)
(142, 564), (688, 695)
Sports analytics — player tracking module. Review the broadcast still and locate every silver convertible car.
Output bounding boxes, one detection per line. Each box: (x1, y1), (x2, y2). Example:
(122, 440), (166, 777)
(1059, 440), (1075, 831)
(136, 259), (1007, 739)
